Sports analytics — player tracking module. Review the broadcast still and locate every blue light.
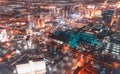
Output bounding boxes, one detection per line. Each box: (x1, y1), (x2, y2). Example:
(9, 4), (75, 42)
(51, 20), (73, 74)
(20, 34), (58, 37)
(58, 17), (64, 24)
(54, 29), (101, 48)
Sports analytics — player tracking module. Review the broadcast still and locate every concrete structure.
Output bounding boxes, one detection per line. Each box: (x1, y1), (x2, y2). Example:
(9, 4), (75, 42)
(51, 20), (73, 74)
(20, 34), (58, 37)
(16, 61), (46, 74)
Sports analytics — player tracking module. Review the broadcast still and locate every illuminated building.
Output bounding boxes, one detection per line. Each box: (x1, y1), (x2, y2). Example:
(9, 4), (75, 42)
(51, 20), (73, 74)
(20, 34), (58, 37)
(0, 0), (119, 74)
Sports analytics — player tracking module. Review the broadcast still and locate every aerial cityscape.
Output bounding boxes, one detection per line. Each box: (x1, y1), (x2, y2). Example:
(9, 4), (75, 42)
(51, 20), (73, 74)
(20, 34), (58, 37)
(0, 0), (120, 74)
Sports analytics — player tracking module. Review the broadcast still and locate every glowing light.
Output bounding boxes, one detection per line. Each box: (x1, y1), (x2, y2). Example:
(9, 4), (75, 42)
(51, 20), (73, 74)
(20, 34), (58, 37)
(58, 18), (64, 24)
(0, 58), (3, 62)
(95, 10), (102, 16)
(113, 62), (120, 69)
(16, 50), (21, 54)
(69, 13), (80, 18)
(5, 54), (12, 59)
(117, 2), (120, 8)
(0, 29), (8, 42)
(87, 5), (95, 9)
(13, 70), (17, 73)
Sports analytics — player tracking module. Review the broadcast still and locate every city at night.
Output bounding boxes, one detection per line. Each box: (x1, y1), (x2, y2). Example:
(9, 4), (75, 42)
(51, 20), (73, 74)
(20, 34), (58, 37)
(0, 0), (120, 74)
